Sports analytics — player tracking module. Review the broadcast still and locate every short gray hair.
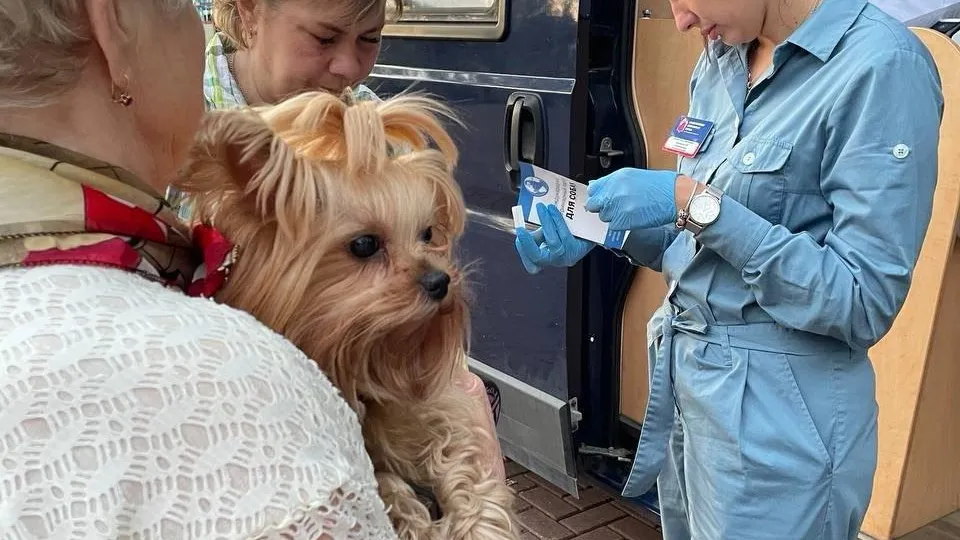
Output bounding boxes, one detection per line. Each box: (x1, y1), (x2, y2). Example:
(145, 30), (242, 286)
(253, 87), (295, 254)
(0, 0), (191, 109)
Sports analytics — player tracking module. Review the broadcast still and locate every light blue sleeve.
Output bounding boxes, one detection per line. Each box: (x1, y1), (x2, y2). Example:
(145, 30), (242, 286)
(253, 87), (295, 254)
(696, 48), (943, 349)
(614, 226), (680, 271)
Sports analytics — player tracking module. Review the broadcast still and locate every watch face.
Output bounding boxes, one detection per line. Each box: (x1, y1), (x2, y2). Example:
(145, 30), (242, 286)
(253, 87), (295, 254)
(689, 194), (721, 224)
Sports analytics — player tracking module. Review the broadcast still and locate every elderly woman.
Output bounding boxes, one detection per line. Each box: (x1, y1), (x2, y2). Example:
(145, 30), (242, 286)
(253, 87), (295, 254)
(0, 1), (396, 538)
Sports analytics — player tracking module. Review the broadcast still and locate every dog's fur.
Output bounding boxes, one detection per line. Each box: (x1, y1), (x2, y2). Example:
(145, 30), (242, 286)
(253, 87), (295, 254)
(175, 91), (518, 539)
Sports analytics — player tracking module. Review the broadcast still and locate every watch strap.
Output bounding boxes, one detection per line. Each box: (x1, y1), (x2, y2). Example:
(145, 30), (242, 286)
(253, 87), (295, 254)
(675, 182), (701, 230)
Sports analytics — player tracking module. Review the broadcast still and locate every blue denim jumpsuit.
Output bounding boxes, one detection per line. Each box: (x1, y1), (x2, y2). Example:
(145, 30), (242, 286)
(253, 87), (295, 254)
(618, 0), (943, 538)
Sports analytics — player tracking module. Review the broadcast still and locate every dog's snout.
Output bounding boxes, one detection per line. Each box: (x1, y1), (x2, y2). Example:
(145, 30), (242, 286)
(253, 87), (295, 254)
(419, 270), (450, 301)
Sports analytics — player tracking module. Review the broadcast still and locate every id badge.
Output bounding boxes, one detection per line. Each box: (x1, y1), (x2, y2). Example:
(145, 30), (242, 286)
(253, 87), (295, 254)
(663, 115), (715, 158)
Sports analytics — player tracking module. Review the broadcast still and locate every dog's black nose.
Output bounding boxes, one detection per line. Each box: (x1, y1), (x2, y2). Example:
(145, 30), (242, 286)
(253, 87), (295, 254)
(420, 270), (450, 301)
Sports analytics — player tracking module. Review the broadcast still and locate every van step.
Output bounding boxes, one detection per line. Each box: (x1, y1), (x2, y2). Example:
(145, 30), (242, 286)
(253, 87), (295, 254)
(578, 444), (634, 463)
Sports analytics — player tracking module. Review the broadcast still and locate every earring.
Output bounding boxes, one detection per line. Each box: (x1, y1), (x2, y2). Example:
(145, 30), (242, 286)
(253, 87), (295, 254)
(242, 26), (257, 46)
(111, 73), (133, 107)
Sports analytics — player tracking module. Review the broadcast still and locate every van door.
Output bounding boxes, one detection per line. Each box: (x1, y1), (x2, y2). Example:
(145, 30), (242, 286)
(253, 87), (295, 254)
(370, 0), (637, 496)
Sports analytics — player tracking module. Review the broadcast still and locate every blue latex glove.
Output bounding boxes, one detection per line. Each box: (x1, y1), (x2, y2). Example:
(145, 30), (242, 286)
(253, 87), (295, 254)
(585, 168), (679, 231)
(515, 203), (595, 274)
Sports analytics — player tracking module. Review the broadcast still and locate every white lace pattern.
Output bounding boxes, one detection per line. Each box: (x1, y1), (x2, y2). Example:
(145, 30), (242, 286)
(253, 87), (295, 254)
(0, 266), (396, 540)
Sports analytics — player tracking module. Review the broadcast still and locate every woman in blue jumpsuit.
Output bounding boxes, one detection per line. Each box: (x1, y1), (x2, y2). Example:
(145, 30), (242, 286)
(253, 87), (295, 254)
(515, 0), (943, 537)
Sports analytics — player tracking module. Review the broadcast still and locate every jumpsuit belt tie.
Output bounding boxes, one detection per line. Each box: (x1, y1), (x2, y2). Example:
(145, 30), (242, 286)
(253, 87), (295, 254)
(620, 303), (848, 498)
(620, 304), (706, 498)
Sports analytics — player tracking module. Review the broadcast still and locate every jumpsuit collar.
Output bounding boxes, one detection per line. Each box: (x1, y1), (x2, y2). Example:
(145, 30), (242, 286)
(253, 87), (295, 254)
(786, 0), (869, 62)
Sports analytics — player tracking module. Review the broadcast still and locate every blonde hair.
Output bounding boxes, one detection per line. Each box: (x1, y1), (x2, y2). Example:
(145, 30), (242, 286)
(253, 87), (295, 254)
(214, 0), (403, 49)
(0, 0), (191, 109)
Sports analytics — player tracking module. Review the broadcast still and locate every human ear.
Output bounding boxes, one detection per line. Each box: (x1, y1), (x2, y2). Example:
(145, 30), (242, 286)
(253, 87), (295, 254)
(84, 0), (136, 89)
(235, 0), (261, 43)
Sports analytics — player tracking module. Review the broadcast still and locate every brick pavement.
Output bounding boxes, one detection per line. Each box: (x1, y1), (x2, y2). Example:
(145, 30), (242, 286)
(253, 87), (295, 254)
(505, 461), (663, 540)
(505, 461), (960, 540)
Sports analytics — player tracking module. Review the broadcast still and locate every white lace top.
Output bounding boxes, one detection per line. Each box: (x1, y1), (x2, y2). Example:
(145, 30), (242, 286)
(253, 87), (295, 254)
(0, 266), (397, 540)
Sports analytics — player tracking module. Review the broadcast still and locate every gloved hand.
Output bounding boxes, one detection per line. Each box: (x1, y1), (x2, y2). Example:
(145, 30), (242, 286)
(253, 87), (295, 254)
(515, 203), (595, 274)
(585, 168), (678, 231)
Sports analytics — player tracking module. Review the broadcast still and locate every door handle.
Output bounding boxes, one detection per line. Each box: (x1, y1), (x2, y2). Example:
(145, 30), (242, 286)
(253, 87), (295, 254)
(503, 92), (546, 192)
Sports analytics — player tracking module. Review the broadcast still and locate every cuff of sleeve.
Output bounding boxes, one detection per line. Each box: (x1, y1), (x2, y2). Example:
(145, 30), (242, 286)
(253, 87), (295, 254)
(616, 227), (671, 270)
(696, 195), (771, 271)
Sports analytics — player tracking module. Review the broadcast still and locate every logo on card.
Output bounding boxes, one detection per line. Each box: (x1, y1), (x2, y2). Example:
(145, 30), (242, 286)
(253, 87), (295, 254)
(523, 176), (549, 197)
(677, 117), (689, 132)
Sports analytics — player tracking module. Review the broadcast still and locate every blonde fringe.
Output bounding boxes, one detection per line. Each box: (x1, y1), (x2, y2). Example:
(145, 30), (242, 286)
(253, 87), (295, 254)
(256, 90), (460, 176)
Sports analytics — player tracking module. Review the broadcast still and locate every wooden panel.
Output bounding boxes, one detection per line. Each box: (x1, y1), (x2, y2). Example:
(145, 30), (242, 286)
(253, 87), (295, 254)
(861, 28), (960, 539)
(894, 244), (960, 537)
(619, 16), (702, 422)
(634, 0), (674, 21)
(629, 19), (703, 171)
(620, 268), (668, 422)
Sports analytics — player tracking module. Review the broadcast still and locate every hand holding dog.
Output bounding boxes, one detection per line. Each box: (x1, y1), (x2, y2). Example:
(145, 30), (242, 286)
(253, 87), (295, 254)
(584, 168), (679, 231)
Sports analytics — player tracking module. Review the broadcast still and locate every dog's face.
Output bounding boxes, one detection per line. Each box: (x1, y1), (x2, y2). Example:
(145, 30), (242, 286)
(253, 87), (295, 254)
(177, 92), (468, 409)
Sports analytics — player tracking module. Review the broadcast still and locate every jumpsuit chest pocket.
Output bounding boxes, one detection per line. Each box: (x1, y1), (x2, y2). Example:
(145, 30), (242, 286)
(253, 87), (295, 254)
(725, 139), (792, 225)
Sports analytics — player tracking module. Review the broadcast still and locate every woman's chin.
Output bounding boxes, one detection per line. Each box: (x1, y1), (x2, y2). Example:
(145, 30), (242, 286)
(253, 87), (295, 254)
(720, 35), (749, 47)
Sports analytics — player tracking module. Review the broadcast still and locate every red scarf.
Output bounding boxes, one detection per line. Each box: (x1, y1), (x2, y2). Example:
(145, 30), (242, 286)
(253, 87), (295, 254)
(0, 134), (233, 297)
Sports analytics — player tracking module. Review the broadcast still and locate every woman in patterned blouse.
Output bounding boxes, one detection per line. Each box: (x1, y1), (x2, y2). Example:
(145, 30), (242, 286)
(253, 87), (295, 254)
(200, 0), (391, 110)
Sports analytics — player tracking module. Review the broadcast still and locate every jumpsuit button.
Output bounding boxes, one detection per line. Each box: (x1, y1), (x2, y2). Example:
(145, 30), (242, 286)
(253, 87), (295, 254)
(741, 152), (756, 166)
(892, 143), (910, 159)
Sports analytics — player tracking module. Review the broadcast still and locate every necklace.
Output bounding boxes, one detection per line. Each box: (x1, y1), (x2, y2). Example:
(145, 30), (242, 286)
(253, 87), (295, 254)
(226, 53), (250, 103)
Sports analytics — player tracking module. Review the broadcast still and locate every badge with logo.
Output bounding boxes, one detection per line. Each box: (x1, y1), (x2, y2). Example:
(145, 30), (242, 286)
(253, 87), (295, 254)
(663, 115), (715, 158)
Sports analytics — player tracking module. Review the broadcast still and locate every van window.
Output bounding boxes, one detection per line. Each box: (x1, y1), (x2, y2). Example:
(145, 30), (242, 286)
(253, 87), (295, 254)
(384, 0), (505, 40)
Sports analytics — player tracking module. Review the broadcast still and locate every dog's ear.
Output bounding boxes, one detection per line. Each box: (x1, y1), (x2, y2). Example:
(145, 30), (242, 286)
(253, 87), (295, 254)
(180, 109), (272, 192)
(178, 109), (320, 243)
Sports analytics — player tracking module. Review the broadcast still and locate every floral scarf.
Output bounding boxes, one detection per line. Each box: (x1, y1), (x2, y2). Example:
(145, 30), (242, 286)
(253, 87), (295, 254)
(0, 134), (233, 297)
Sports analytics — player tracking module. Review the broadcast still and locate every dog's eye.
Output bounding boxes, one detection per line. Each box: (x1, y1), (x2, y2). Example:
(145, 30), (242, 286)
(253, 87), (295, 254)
(420, 227), (433, 243)
(349, 235), (381, 258)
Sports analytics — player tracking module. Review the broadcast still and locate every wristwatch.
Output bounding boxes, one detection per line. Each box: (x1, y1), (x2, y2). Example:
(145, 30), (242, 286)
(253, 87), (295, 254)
(677, 184), (723, 234)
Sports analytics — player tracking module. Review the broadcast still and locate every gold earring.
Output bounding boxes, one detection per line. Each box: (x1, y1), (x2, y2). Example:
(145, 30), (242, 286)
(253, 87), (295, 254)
(111, 73), (133, 107)
(243, 26), (257, 46)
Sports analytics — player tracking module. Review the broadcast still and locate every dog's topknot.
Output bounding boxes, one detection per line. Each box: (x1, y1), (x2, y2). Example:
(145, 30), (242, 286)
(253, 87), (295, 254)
(256, 90), (459, 178)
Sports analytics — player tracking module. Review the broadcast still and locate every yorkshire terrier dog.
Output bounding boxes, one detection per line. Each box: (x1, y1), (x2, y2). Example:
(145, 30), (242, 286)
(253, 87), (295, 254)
(175, 91), (517, 540)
